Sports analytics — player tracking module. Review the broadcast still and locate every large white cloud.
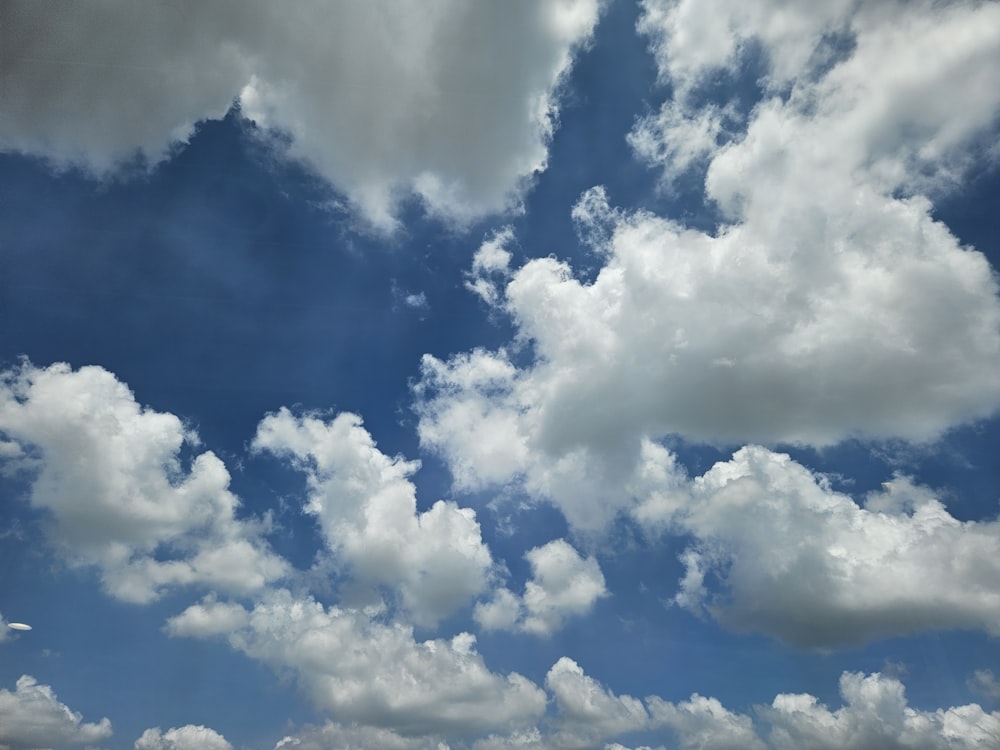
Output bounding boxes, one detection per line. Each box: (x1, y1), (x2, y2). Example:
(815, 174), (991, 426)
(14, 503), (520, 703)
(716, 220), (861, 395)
(661, 446), (1000, 647)
(0, 675), (113, 749)
(416, 0), (1000, 536)
(475, 539), (607, 636)
(191, 590), (547, 737)
(252, 408), (494, 626)
(135, 725), (233, 750)
(0, 361), (288, 603)
(1, 0), (601, 228)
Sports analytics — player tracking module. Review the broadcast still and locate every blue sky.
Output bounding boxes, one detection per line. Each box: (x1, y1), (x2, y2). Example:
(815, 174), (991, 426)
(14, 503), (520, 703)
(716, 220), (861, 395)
(2, 1), (1000, 748)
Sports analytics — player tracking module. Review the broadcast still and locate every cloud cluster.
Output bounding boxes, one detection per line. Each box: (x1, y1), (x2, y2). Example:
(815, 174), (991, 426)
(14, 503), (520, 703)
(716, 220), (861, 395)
(474, 664), (1000, 750)
(475, 539), (607, 636)
(0, 675), (113, 749)
(1, 0), (601, 227)
(252, 408), (494, 626)
(201, 590), (547, 737)
(0, 361), (288, 603)
(135, 725), (233, 750)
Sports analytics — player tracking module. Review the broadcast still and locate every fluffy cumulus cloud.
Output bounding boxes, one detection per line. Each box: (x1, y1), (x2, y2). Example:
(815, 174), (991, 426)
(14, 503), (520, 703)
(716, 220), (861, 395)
(661, 446), (1000, 647)
(472, 667), (1000, 750)
(0, 361), (287, 603)
(418, 0), (1000, 503)
(759, 671), (1000, 750)
(192, 590), (548, 738)
(0, 675), (113, 749)
(475, 539), (607, 636)
(545, 657), (649, 748)
(252, 408), (494, 626)
(164, 594), (251, 639)
(645, 670), (1000, 750)
(1, 0), (601, 227)
(135, 724), (233, 750)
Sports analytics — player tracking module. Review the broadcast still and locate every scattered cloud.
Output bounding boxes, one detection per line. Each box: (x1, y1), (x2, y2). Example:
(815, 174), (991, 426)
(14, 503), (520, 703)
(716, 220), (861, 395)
(1, 0), (603, 228)
(0, 675), (113, 749)
(475, 539), (607, 636)
(252, 408), (494, 626)
(135, 725), (233, 750)
(0, 361), (288, 603)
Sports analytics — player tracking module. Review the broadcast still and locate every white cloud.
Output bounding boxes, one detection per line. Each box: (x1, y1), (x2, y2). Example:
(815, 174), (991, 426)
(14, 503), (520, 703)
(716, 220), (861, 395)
(968, 670), (1000, 703)
(135, 725), (233, 750)
(467, 227), (516, 306)
(646, 694), (766, 750)
(164, 595), (250, 639)
(220, 590), (546, 737)
(0, 361), (288, 603)
(664, 446), (1000, 647)
(475, 539), (607, 636)
(252, 408), (493, 626)
(273, 722), (447, 750)
(1, 0), (602, 228)
(761, 671), (1000, 750)
(0, 675), (113, 749)
(545, 657), (649, 749)
(416, 0), (1000, 542)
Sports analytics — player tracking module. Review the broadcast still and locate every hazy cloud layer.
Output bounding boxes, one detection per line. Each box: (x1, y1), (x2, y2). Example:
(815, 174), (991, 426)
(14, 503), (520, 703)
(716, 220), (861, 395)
(253, 408), (494, 626)
(0, 675), (113, 749)
(0, 361), (288, 603)
(1, 0), (601, 228)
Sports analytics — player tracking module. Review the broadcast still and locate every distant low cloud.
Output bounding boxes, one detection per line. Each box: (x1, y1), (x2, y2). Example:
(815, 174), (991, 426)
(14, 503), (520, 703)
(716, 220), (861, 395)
(475, 666), (1000, 749)
(0, 675), (113, 749)
(273, 722), (445, 750)
(1, 0), (602, 229)
(135, 724), (233, 750)
(475, 539), (607, 636)
(0, 361), (288, 603)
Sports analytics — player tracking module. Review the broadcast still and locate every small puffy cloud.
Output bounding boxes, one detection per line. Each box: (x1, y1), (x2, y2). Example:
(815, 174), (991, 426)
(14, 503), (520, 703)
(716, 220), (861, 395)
(545, 658), (649, 749)
(467, 227), (515, 306)
(0, 361), (288, 603)
(968, 670), (1000, 703)
(135, 725), (233, 750)
(164, 595), (249, 639)
(666, 446), (1000, 647)
(252, 408), (493, 626)
(1, 0), (602, 228)
(222, 590), (546, 737)
(0, 675), (113, 749)
(476, 539), (607, 636)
